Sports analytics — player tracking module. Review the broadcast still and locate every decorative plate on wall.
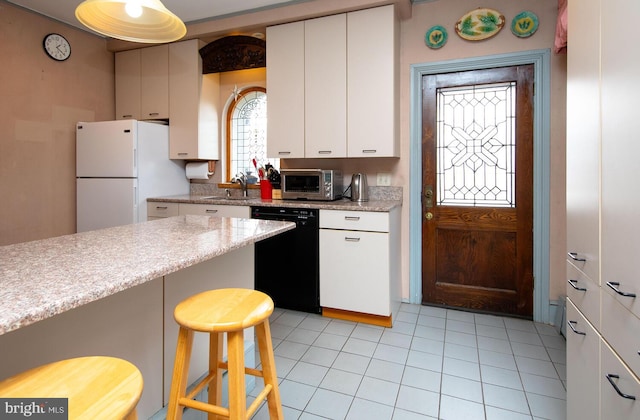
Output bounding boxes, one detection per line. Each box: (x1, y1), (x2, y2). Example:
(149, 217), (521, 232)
(425, 25), (448, 49)
(455, 8), (505, 41)
(511, 11), (539, 38)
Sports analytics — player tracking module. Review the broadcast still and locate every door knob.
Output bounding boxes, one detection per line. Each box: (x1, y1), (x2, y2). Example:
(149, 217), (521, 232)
(425, 212), (433, 220)
(424, 185), (433, 208)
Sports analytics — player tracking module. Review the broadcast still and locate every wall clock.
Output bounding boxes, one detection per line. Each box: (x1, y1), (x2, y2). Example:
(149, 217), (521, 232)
(43, 33), (71, 61)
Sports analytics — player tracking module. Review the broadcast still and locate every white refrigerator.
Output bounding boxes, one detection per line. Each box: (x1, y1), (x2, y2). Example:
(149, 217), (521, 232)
(76, 120), (189, 232)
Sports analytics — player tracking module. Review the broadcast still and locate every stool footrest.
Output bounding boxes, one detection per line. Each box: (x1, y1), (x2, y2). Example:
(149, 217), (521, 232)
(218, 361), (264, 378)
(184, 371), (217, 401)
(178, 384), (273, 419)
(249, 384), (273, 415)
(179, 397), (229, 417)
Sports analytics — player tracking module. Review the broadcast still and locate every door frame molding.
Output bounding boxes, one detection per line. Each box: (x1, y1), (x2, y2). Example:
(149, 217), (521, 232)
(409, 49), (551, 323)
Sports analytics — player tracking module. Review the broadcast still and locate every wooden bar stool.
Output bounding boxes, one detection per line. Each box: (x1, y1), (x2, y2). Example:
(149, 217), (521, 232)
(0, 356), (143, 420)
(166, 288), (283, 420)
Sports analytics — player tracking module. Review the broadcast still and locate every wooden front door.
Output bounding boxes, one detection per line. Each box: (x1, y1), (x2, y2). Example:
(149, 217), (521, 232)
(421, 65), (534, 317)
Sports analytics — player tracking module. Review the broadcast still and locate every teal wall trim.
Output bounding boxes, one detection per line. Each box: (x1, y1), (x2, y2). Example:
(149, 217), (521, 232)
(409, 49), (552, 323)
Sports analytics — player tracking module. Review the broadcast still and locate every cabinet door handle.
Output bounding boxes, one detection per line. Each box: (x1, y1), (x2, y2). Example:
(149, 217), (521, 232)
(177, 152), (188, 156)
(148, 112), (159, 116)
(344, 216), (360, 221)
(345, 237), (361, 242)
(362, 149), (377, 154)
(567, 279), (587, 292)
(278, 151), (291, 155)
(567, 320), (586, 335)
(318, 150), (332, 155)
(567, 252), (586, 262)
(122, 114), (133, 118)
(606, 281), (637, 298)
(205, 209), (218, 214)
(155, 206), (168, 210)
(605, 374), (637, 400)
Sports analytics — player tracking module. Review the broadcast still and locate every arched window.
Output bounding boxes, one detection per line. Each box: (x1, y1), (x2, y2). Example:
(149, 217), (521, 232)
(226, 87), (277, 182)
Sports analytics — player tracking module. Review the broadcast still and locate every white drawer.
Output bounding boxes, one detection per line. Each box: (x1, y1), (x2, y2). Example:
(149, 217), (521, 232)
(179, 203), (250, 218)
(601, 338), (640, 418)
(602, 291), (640, 379)
(147, 202), (179, 218)
(320, 209), (389, 232)
(566, 261), (601, 330)
(602, 276), (640, 321)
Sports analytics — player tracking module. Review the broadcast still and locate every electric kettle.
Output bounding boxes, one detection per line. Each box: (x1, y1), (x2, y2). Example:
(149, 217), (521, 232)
(350, 173), (369, 202)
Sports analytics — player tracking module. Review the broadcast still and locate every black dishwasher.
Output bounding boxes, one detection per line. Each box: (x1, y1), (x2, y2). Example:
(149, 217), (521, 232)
(251, 206), (320, 314)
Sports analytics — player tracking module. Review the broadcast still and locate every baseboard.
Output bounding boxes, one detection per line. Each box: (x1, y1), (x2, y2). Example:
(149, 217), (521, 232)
(322, 307), (392, 327)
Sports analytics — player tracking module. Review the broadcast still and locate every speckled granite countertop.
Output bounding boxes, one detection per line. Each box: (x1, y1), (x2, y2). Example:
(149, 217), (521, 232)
(0, 216), (294, 336)
(148, 194), (401, 212)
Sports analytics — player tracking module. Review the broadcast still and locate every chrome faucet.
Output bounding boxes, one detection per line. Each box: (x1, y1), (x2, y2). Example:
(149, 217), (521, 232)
(231, 172), (248, 197)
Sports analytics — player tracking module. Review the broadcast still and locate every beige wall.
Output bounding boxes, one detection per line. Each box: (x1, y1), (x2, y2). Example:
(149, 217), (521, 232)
(0, 2), (114, 245)
(0, 0), (567, 306)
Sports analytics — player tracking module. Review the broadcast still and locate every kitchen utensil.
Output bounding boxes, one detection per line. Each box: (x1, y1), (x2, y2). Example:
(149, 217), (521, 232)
(350, 173), (369, 202)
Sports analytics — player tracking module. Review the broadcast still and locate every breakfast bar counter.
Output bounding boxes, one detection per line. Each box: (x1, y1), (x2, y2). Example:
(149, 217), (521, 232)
(0, 216), (294, 417)
(0, 216), (294, 335)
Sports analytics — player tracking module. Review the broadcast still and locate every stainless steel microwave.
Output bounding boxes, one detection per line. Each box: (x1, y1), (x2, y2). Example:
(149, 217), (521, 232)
(280, 169), (343, 201)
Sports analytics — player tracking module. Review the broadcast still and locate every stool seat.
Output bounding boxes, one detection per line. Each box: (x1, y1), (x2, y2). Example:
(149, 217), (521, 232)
(175, 288), (274, 332)
(0, 356), (143, 420)
(167, 288), (283, 420)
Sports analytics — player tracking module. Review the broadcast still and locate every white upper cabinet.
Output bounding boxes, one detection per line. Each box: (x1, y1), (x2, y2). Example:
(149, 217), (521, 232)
(304, 14), (347, 158)
(115, 49), (141, 120)
(169, 39), (220, 161)
(266, 5), (399, 159)
(115, 45), (169, 121)
(266, 21), (305, 158)
(347, 5), (399, 157)
(140, 45), (169, 120)
(566, 0), (600, 284)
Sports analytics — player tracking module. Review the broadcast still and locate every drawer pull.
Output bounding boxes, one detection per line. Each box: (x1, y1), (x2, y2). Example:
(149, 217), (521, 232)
(177, 152), (188, 156)
(362, 149), (377, 154)
(318, 150), (332, 155)
(345, 237), (361, 242)
(148, 112), (159, 116)
(122, 114), (133, 118)
(606, 281), (637, 298)
(605, 374), (637, 400)
(567, 320), (586, 335)
(567, 252), (586, 262)
(567, 279), (587, 292)
(155, 206), (168, 210)
(278, 151), (291, 155)
(205, 209), (219, 214)
(344, 216), (360, 221)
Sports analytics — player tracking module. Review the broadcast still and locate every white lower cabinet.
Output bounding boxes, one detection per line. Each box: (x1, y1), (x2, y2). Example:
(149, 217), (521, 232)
(601, 339), (640, 419)
(147, 202), (180, 220)
(566, 299), (600, 420)
(178, 203), (250, 218)
(147, 202), (250, 219)
(319, 208), (400, 319)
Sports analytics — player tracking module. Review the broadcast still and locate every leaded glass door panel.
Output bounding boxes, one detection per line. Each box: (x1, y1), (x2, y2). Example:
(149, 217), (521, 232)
(421, 65), (534, 317)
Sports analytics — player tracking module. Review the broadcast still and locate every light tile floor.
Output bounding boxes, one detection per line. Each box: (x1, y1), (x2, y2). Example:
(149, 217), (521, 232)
(250, 303), (567, 420)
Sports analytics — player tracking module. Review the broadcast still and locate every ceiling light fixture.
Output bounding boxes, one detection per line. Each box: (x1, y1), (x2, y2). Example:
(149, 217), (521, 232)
(75, 0), (187, 44)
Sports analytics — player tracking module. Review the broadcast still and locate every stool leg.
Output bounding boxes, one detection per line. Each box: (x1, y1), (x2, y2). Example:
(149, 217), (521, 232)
(167, 327), (194, 420)
(227, 330), (247, 420)
(256, 320), (283, 419)
(208, 332), (223, 420)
